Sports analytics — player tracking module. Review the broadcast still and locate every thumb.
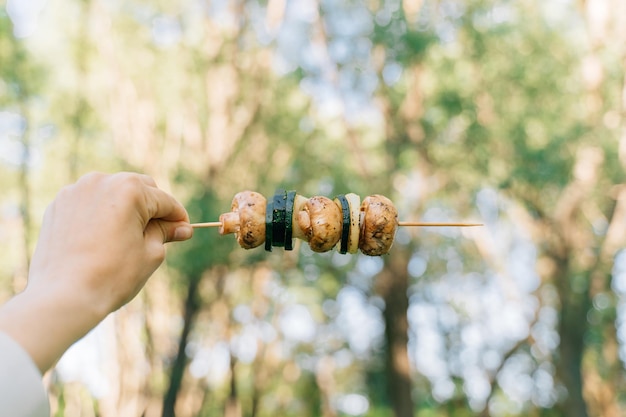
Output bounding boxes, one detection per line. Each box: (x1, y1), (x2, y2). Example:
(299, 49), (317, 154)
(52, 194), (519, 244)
(146, 219), (194, 244)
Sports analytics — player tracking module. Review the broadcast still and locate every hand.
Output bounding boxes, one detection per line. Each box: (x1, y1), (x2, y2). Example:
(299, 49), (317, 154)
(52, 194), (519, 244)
(0, 172), (193, 372)
(30, 172), (193, 312)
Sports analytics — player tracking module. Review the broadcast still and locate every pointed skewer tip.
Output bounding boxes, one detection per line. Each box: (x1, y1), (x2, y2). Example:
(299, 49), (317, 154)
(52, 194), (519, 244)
(397, 221), (483, 227)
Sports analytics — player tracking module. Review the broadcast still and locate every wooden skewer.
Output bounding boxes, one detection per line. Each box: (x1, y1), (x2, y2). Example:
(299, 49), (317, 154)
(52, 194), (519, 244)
(191, 222), (222, 228)
(190, 221), (482, 228)
(397, 221), (483, 227)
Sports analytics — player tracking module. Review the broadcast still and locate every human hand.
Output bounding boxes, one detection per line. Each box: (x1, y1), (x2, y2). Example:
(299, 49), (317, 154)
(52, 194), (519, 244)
(30, 172), (192, 313)
(0, 172), (193, 372)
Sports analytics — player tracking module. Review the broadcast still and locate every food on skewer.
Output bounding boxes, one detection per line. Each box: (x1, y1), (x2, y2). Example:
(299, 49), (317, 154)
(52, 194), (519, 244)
(298, 195), (343, 252)
(218, 191), (266, 249)
(212, 189), (399, 256)
(196, 189), (480, 256)
(358, 194), (398, 256)
(335, 193), (362, 254)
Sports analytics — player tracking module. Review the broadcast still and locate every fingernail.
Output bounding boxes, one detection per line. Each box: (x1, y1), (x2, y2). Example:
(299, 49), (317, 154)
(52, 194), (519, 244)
(174, 226), (193, 241)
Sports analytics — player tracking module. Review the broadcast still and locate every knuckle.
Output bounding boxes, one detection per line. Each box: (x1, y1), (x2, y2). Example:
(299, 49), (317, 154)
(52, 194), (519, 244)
(79, 171), (106, 185)
(115, 173), (145, 200)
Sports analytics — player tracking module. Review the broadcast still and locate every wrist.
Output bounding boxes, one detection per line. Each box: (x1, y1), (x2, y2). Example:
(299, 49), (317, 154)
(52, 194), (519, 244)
(0, 282), (106, 373)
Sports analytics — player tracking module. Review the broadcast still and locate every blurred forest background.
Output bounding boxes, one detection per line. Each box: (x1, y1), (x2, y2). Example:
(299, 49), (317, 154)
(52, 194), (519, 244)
(1, 0), (626, 416)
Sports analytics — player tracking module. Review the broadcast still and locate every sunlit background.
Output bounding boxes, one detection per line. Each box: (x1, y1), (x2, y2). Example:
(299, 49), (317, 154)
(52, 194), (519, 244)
(1, 0), (626, 416)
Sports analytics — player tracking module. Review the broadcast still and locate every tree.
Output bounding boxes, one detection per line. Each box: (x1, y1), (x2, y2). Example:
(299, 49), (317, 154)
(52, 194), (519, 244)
(362, 0), (626, 416)
(3, 0), (626, 416)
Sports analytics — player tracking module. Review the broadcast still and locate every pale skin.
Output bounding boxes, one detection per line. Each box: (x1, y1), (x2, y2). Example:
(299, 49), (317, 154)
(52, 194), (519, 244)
(0, 172), (194, 374)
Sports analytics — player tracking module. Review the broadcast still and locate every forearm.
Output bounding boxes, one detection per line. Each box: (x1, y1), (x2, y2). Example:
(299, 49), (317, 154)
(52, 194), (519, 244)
(0, 285), (104, 374)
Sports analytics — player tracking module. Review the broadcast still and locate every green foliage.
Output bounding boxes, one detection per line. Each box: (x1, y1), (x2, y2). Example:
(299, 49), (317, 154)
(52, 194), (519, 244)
(372, 6), (436, 66)
(3, 0), (626, 416)
(0, 10), (44, 103)
(168, 183), (233, 281)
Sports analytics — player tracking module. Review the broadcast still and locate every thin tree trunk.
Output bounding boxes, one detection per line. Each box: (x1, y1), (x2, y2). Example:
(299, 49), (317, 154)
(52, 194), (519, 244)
(162, 276), (201, 417)
(17, 106), (32, 290)
(224, 356), (242, 417)
(316, 356), (338, 417)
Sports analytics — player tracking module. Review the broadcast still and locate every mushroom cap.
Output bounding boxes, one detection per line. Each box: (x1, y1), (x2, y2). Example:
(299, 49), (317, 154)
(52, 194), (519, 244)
(358, 194), (398, 256)
(232, 191), (266, 249)
(297, 196), (342, 252)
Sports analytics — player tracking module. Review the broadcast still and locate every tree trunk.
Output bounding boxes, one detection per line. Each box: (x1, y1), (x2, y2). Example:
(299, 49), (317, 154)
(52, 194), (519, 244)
(16, 105), (32, 292)
(162, 276), (201, 417)
(377, 250), (414, 417)
(554, 258), (590, 417)
(224, 356), (242, 417)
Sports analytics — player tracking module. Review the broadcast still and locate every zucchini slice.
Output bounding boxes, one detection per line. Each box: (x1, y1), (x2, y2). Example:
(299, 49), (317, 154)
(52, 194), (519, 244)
(272, 189), (287, 247)
(284, 190), (296, 250)
(265, 200), (273, 252)
(335, 194), (351, 254)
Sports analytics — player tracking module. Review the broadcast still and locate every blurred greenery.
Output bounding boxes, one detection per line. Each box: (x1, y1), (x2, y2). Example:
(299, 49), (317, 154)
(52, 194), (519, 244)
(1, 0), (626, 416)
